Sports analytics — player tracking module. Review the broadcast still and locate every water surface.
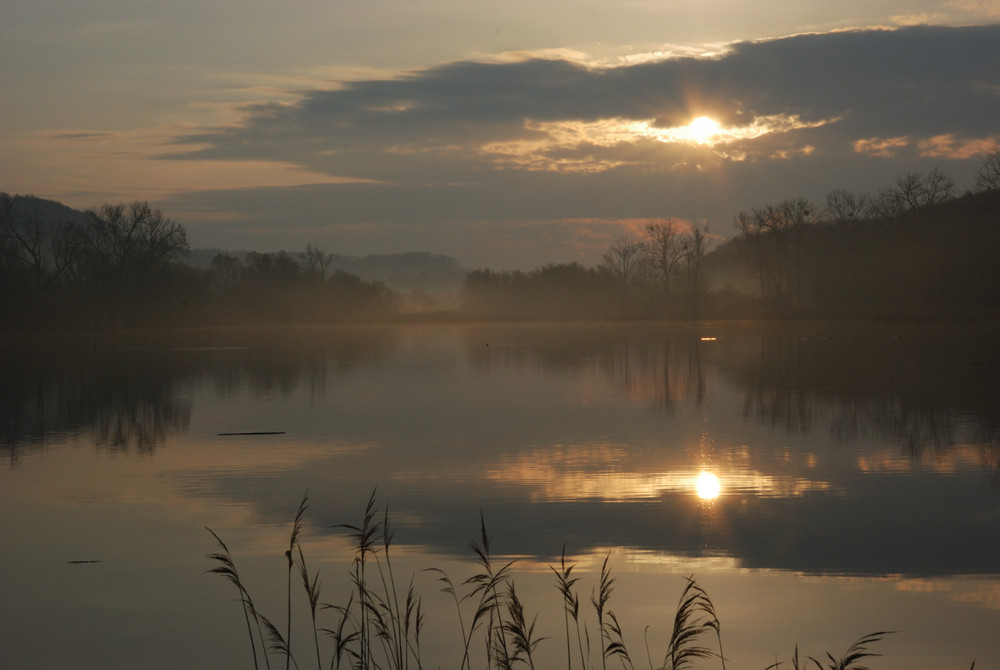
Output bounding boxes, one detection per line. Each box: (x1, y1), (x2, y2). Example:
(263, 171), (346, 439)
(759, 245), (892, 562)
(2, 322), (998, 669)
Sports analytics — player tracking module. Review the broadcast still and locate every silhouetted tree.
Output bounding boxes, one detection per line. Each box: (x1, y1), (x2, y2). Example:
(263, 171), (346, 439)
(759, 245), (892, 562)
(210, 253), (244, 288)
(681, 222), (711, 297)
(601, 236), (643, 301)
(734, 199), (814, 306)
(83, 201), (189, 291)
(877, 167), (955, 217)
(0, 192), (84, 293)
(975, 147), (1000, 193)
(825, 188), (871, 224)
(974, 147), (1000, 214)
(300, 244), (333, 283)
(244, 251), (301, 286)
(641, 219), (685, 310)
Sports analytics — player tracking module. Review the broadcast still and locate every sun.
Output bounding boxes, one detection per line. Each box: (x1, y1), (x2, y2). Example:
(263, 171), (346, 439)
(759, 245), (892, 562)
(695, 471), (722, 500)
(687, 116), (721, 144)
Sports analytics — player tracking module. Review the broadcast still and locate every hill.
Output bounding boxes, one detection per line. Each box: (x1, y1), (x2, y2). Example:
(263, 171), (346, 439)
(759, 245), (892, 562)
(185, 249), (466, 293)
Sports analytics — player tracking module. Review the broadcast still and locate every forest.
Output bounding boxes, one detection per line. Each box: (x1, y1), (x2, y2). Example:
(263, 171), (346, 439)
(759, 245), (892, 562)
(2, 149), (999, 330)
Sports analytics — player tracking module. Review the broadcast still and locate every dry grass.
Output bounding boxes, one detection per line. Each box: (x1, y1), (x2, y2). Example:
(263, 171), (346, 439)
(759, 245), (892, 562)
(207, 492), (929, 670)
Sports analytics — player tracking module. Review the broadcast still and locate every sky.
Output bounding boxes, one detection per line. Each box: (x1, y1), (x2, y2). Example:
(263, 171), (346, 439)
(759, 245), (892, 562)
(2, 1), (1000, 269)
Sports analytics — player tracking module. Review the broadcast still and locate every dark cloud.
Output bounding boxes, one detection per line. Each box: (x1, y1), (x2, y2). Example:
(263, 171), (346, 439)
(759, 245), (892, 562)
(168, 24), (1000, 266)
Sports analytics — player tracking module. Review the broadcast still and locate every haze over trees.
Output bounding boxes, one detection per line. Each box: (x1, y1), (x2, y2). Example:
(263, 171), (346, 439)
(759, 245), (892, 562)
(0, 196), (396, 329)
(3, 149), (999, 329)
(459, 154), (999, 320)
(723, 163), (999, 318)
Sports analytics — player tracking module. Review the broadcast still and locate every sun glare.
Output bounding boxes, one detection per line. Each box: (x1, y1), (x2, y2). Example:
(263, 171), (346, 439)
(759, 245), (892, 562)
(687, 116), (721, 144)
(695, 471), (722, 500)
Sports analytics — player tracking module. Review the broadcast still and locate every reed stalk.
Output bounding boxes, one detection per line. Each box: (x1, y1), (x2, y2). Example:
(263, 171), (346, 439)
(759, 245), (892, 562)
(465, 511), (516, 670)
(205, 526), (271, 670)
(206, 493), (916, 670)
(661, 576), (721, 670)
(286, 494), (309, 670)
(426, 567), (473, 670)
(550, 546), (581, 670)
(297, 545), (323, 670)
(506, 580), (547, 670)
(592, 553), (614, 670)
(337, 488), (380, 670)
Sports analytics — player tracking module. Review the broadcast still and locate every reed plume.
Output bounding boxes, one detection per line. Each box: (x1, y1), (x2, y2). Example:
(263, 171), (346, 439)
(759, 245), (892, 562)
(660, 576), (722, 670)
(591, 553), (615, 670)
(506, 580), (547, 670)
(285, 494), (309, 670)
(337, 488), (381, 670)
(205, 493), (932, 670)
(465, 511), (517, 670)
(205, 526), (271, 670)
(550, 545), (584, 670)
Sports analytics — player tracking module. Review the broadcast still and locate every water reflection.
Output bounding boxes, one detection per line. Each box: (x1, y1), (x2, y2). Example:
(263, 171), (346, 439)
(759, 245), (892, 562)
(3, 322), (999, 670)
(0, 326), (396, 462)
(2, 322), (998, 577)
(0, 338), (194, 460)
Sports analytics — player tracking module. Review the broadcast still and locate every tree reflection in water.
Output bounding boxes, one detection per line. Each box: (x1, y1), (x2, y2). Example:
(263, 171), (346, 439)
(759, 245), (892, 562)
(0, 326), (397, 463)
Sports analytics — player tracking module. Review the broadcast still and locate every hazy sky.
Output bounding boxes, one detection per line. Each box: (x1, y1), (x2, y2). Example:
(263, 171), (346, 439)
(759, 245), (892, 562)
(3, 1), (999, 268)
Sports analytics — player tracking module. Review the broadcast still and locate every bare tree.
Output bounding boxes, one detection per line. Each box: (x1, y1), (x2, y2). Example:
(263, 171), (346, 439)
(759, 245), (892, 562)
(973, 147), (1000, 214)
(641, 219), (686, 308)
(734, 199), (814, 304)
(825, 188), (871, 224)
(300, 244), (333, 283)
(84, 201), (189, 289)
(974, 146), (1000, 193)
(881, 167), (955, 214)
(210, 253), (244, 287)
(681, 222), (711, 295)
(601, 236), (643, 300)
(0, 192), (83, 291)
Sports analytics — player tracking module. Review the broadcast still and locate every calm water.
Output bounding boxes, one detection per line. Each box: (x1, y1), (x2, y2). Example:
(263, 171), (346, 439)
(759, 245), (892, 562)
(2, 322), (999, 669)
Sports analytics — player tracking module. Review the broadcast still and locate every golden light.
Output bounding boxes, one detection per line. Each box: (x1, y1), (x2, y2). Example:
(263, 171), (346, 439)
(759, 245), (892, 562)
(695, 471), (722, 500)
(687, 116), (721, 144)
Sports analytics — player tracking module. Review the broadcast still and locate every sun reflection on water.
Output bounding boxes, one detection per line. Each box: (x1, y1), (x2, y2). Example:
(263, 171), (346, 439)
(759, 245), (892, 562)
(483, 444), (833, 502)
(695, 471), (722, 500)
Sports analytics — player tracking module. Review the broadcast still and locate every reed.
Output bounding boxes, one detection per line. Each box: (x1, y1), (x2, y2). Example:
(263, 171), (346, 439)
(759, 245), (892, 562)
(550, 545), (583, 670)
(207, 493), (916, 670)
(285, 495), (308, 670)
(764, 631), (897, 670)
(205, 526), (271, 670)
(336, 489), (380, 670)
(464, 510), (517, 670)
(506, 580), (547, 670)
(659, 576), (723, 670)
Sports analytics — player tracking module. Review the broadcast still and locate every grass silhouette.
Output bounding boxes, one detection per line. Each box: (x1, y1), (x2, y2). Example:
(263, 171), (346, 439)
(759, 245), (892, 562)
(206, 491), (925, 670)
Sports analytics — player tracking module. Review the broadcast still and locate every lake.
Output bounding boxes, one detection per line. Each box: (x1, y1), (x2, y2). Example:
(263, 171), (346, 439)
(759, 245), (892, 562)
(2, 321), (998, 669)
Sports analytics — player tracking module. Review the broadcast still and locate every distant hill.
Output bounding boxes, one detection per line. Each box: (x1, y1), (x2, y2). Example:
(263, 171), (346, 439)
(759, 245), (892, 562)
(186, 250), (466, 293)
(4, 194), (88, 224)
(3, 194), (467, 293)
(329, 251), (466, 292)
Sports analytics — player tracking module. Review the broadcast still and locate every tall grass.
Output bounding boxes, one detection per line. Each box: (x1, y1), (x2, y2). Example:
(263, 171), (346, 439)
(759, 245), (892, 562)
(206, 492), (919, 670)
(205, 526), (272, 670)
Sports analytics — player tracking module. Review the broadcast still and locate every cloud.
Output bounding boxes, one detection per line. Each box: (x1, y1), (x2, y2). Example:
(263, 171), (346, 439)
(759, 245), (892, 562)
(946, 0), (1000, 19)
(853, 136), (911, 158)
(165, 24), (1000, 266)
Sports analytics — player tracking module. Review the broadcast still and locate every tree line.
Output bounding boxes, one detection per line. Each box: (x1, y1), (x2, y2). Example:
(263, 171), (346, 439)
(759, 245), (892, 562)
(722, 157), (1000, 318)
(0, 197), (396, 329)
(461, 218), (711, 319)
(3, 148), (999, 329)
(461, 150), (1000, 320)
